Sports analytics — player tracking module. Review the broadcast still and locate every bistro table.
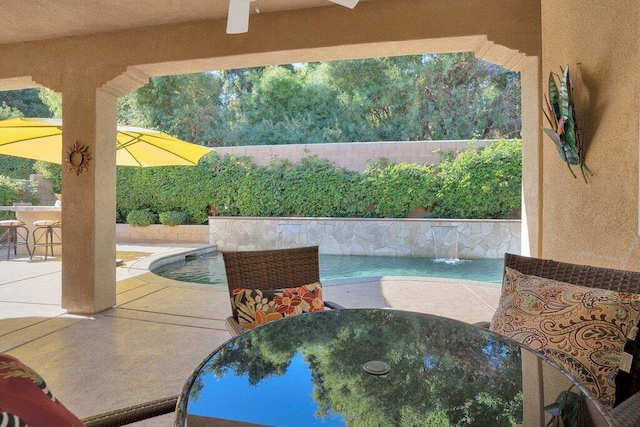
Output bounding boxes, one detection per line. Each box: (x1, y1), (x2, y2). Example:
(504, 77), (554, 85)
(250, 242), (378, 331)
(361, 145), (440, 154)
(175, 309), (615, 427)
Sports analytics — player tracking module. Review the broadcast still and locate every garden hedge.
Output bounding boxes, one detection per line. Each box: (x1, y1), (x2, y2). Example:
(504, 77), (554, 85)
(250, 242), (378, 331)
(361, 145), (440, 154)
(3, 139), (522, 224)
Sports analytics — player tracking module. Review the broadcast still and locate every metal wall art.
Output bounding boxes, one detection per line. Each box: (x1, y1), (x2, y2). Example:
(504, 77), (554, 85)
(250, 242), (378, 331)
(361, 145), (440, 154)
(542, 65), (591, 183)
(65, 141), (91, 176)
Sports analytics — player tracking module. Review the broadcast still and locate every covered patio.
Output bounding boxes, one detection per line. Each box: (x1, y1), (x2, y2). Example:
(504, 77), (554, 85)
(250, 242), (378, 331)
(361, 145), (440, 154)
(0, 244), (501, 423)
(1, 0), (639, 424)
(1, 0), (544, 315)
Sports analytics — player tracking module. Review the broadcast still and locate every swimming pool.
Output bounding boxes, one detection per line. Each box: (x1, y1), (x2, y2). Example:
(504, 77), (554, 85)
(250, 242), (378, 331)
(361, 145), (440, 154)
(152, 253), (505, 285)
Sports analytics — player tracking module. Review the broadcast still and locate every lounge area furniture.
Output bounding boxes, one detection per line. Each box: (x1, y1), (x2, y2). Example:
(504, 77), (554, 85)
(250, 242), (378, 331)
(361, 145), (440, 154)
(31, 219), (62, 260)
(175, 308), (614, 426)
(80, 395), (178, 427)
(222, 245), (342, 335)
(497, 253), (640, 427)
(0, 219), (31, 260)
(0, 205), (61, 258)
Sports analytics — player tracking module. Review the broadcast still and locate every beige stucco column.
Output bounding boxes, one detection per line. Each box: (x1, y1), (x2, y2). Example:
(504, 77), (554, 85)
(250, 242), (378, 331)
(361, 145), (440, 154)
(519, 57), (543, 257)
(34, 68), (147, 314)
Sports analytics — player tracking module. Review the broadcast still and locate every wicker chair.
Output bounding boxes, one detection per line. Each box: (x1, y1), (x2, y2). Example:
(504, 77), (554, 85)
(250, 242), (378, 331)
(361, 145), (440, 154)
(502, 253), (640, 427)
(222, 246), (343, 335)
(80, 395), (178, 426)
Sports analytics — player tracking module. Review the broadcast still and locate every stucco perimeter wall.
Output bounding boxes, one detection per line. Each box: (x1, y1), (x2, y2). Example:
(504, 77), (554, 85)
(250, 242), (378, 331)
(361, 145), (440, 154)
(541, 1), (640, 270)
(209, 217), (521, 259)
(213, 140), (493, 173)
(116, 224), (209, 244)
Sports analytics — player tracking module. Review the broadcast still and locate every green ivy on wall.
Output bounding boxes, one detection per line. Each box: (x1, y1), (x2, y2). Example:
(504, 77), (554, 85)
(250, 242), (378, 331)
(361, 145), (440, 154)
(8, 139), (521, 224)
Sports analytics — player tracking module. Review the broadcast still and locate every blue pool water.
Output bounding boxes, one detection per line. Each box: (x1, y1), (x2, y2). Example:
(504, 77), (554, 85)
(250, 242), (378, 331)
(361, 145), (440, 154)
(152, 253), (504, 285)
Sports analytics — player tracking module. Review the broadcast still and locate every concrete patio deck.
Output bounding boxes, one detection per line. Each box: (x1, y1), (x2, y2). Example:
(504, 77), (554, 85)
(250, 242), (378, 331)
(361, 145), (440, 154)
(0, 244), (502, 425)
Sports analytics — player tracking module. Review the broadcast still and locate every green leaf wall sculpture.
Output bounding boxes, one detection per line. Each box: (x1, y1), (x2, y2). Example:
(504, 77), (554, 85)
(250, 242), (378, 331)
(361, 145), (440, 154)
(542, 66), (591, 183)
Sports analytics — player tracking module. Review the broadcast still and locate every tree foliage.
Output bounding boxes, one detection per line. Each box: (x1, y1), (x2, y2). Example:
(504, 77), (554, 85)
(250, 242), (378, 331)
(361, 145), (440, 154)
(0, 88), (52, 118)
(134, 73), (225, 144)
(417, 53), (521, 140)
(0, 175), (38, 219)
(0, 53), (520, 148)
(433, 140), (522, 218)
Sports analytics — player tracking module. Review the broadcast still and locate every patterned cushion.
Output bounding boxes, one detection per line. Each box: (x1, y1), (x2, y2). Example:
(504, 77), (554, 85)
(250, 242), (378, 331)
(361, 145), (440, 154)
(490, 267), (640, 409)
(0, 220), (25, 226)
(0, 353), (85, 427)
(231, 282), (325, 330)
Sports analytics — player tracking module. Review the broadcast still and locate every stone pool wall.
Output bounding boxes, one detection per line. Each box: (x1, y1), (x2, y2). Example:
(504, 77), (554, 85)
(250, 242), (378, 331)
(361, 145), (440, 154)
(209, 217), (521, 259)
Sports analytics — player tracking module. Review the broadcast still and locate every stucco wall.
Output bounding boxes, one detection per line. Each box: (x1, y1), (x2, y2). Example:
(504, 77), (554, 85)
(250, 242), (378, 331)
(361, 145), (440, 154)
(213, 140), (493, 172)
(116, 224), (209, 244)
(541, 1), (640, 270)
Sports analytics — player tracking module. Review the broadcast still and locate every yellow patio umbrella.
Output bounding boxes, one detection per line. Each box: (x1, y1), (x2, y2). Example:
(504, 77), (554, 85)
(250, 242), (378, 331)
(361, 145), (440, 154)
(0, 117), (213, 167)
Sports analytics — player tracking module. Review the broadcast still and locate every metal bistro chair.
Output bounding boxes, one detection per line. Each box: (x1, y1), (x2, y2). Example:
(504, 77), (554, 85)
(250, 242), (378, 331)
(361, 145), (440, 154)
(0, 219), (31, 260)
(222, 246), (343, 336)
(30, 219), (61, 260)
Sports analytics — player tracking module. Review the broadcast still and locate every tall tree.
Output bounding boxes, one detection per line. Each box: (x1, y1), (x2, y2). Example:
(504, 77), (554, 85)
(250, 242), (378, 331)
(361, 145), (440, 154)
(134, 72), (225, 145)
(1, 53), (522, 146)
(0, 88), (52, 118)
(326, 56), (423, 141)
(38, 88), (62, 118)
(225, 65), (344, 145)
(418, 53), (521, 140)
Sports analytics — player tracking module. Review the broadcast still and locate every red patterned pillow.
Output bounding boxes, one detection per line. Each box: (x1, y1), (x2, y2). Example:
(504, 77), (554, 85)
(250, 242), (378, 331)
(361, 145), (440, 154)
(0, 354), (84, 427)
(231, 282), (324, 330)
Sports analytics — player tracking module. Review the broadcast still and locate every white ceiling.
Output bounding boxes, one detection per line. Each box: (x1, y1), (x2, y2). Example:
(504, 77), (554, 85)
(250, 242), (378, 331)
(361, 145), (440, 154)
(0, 0), (370, 45)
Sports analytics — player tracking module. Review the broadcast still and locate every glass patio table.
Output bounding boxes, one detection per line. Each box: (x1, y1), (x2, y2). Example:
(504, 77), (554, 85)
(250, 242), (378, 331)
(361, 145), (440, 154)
(175, 309), (614, 427)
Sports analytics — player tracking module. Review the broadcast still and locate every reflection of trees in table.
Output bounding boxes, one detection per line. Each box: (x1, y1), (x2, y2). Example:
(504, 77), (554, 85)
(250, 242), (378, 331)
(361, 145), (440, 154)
(200, 310), (523, 426)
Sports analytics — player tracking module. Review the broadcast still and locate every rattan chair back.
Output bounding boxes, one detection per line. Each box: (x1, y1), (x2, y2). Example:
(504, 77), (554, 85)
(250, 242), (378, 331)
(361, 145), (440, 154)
(222, 245), (320, 300)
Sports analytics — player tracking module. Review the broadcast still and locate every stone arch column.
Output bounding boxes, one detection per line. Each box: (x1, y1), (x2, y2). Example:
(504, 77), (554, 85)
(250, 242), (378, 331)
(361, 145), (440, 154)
(33, 67), (149, 314)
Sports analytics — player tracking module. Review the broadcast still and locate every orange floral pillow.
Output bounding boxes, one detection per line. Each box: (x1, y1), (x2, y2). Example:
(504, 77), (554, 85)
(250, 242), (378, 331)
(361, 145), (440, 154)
(490, 267), (640, 409)
(231, 282), (324, 330)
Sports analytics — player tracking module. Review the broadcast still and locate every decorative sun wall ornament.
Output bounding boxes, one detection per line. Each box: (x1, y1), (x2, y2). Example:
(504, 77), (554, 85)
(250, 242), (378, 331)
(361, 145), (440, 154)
(542, 65), (592, 183)
(65, 141), (91, 176)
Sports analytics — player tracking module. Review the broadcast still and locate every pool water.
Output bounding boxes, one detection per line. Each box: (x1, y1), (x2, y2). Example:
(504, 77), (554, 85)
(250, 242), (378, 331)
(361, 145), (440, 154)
(152, 253), (505, 285)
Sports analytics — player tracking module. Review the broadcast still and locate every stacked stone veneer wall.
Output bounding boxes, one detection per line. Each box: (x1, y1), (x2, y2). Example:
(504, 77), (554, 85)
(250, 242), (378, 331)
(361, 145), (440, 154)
(209, 217), (521, 259)
(213, 140), (494, 172)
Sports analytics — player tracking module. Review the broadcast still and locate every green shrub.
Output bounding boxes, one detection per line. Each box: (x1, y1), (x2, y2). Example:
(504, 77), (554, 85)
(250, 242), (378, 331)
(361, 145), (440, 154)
(126, 209), (157, 227)
(22, 141), (522, 222)
(361, 160), (437, 218)
(0, 175), (38, 220)
(0, 155), (35, 179)
(431, 139), (522, 218)
(281, 156), (366, 217)
(159, 211), (186, 226)
(117, 154), (217, 224)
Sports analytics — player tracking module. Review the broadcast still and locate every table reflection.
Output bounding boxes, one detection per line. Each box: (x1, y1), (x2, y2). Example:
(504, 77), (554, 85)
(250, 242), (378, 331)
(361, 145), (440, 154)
(180, 309), (523, 426)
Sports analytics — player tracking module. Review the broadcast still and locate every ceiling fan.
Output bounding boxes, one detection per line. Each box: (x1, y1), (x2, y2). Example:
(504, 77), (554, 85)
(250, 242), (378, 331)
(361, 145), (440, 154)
(226, 0), (360, 34)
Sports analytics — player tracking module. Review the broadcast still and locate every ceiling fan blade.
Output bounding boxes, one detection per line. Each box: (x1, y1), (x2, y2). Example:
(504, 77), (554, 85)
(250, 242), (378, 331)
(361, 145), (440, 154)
(226, 0), (254, 34)
(329, 0), (359, 9)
